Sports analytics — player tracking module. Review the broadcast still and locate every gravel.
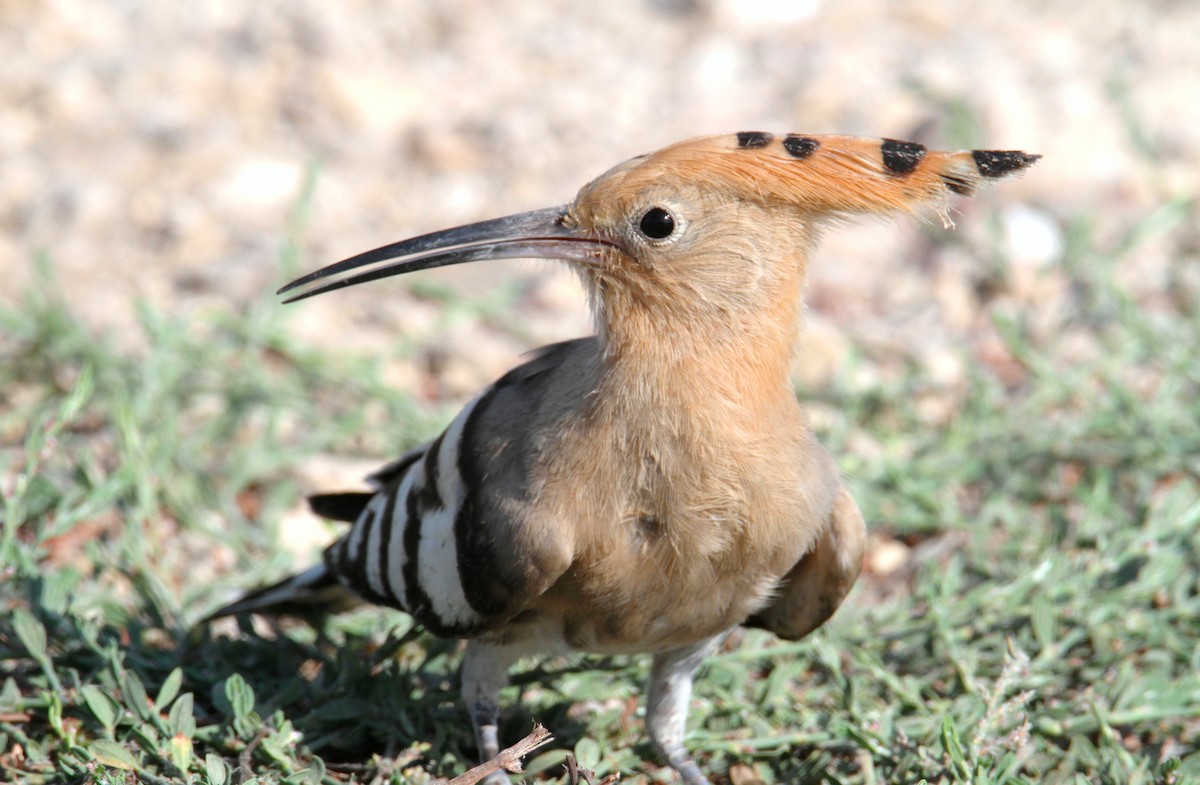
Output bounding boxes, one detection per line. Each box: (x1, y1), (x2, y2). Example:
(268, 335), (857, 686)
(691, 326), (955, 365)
(4, 0), (1197, 397)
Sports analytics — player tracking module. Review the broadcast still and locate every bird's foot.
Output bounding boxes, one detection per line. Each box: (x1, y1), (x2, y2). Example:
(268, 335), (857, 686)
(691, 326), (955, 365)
(664, 743), (712, 785)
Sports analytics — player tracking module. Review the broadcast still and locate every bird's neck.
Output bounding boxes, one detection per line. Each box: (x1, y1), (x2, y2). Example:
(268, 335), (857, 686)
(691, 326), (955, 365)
(591, 290), (805, 424)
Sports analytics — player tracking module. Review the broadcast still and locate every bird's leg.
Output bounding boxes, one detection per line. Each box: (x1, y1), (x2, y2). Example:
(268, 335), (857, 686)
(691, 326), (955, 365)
(461, 639), (523, 785)
(646, 633), (727, 785)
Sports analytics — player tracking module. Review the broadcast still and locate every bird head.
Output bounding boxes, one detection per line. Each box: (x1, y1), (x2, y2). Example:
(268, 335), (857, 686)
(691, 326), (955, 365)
(280, 132), (1037, 351)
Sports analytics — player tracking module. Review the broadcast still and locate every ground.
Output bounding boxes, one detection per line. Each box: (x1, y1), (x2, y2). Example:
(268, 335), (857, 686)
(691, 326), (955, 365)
(1, 1), (1198, 784)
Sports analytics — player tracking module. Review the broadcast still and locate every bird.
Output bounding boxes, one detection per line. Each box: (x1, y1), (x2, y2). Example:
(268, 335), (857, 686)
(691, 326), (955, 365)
(206, 131), (1038, 784)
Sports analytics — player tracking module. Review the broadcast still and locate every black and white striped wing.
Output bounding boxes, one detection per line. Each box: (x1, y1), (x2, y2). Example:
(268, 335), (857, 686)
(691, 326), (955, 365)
(323, 339), (589, 637)
(326, 395), (493, 635)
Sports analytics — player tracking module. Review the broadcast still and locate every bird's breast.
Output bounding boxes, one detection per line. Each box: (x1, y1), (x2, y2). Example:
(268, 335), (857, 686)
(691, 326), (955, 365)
(526, 413), (839, 654)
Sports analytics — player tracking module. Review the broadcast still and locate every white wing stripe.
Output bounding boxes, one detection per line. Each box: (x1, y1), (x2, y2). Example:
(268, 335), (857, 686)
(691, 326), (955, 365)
(418, 394), (485, 629)
(346, 494), (377, 564)
(384, 466), (419, 609)
(362, 494), (388, 597)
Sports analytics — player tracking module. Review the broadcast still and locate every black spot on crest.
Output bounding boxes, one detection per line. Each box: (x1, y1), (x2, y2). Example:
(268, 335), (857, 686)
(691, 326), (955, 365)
(736, 131), (773, 149)
(972, 150), (1041, 178)
(783, 135), (820, 159)
(881, 138), (926, 175)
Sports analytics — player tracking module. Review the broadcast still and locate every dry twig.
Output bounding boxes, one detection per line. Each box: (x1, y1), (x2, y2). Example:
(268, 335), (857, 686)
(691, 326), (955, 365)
(563, 752), (620, 784)
(237, 726), (271, 784)
(433, 724), (554, 785)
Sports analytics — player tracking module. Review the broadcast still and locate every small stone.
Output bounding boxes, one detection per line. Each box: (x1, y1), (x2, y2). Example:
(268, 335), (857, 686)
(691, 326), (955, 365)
(866, 535), (910, 576)
(277, 504), (339, 564)
(1002, 204), (1063, 268)
(215, 158), (303, 211)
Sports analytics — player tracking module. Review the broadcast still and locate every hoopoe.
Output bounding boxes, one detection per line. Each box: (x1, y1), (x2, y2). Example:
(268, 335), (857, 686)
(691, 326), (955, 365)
(208, 132), (1038, 784)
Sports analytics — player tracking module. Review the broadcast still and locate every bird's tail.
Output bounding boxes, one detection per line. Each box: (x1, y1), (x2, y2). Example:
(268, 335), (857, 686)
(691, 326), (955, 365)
(203, 491), (377, 623)
(203, 562), (363, 621)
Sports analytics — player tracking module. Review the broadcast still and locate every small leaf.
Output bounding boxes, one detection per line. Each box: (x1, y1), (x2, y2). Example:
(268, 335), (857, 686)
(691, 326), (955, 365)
(13, 608), (47, 660)
(233, 711), (262, 740)
(168, 693), (197, 738)
(46, 690), (64, 737)
(130, 723), (158, 748)
(522, 749), (570, 777)
(260, 731), (289, 764)
(79, 685), (117, 731)
(91, 738), (139, 770)
(310, 697), (367, 721)
(1030, 594), (1056, 651)
(941, 715), (967, 770)
(0, 677), (21, 710)
(574, 737), (601, 771)
(1159, 758), (1182, 776)
(205, 752), (229, 785)
(121, 669), (153, 721)
(170, 733), (194, 773)
(156, 667), (184, 711)
(41, 568), (80, 614)
(224, 674), (255, 720)
(282, 762), (321, 785)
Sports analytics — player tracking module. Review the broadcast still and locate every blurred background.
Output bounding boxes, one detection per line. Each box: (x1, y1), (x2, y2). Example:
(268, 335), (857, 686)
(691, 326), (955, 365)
(3, 1), (1199, 783)
(5, 0), (1195, 394)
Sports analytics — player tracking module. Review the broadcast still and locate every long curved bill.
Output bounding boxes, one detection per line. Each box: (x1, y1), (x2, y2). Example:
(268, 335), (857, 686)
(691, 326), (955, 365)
(278, 205), (612, 303)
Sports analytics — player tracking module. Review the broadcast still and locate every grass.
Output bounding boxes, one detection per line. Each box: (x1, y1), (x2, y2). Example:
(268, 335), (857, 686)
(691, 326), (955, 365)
(2, 177), (1199, 785)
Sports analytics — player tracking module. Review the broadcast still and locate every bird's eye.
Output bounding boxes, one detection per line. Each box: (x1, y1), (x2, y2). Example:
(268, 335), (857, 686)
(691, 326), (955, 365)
(638, 207), (676, 240)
